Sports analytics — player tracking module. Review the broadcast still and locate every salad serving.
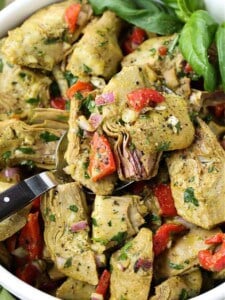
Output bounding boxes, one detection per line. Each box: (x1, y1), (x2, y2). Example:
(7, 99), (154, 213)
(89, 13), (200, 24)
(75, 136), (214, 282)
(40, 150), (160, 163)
(0, 0), (225, 299)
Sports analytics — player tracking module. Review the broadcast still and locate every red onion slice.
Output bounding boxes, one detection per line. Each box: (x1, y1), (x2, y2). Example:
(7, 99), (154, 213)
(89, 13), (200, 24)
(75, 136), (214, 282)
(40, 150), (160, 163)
(71, 220), (88, 233)
(95, 92), (115, 106)
(89, 113), (102, 129)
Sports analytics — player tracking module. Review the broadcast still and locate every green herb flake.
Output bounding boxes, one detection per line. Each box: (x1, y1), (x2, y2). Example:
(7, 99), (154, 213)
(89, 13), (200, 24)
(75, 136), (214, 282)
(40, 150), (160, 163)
(81, 94), (96, 116)
(18, 72), (27, 79)
(169, 262), (184, 270)
(184, 187), (199, 206)
(83, 64), (92, 74)
(156, 141), (170, 152)
(111, 231), (127, 244)
(40, 131), (60, 143)
(64, 71), (78, 87)
(20, 160), (35, 168)
(179, 288), (189, 300)
(108, 220), (112, 227)
(2, 151), (11, 160)
(69, 205), (78, 212)
(64, 257), (72, 268)
(44, 37), (61, 44)
(0, 58), (3, 73)
(49, 214), (56, 222)
(149, 48), (156, 56)
(92, 218), (98, 226)
(26, 98), (40, 105)
(208, 165), (217, 173)
(118, 252), (128, 261)
(16, 147), (35, 154)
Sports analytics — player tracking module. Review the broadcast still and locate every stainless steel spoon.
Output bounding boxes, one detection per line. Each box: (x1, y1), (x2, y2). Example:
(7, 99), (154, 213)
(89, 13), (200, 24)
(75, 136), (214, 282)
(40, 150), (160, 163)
(0, 131), (68, 222)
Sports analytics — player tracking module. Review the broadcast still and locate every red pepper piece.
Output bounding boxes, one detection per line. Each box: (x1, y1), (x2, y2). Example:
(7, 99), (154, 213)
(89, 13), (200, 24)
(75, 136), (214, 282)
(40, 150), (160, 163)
(153, 183), (177, 217)
(65, 3), (81, 33)
(198, 233), (225, 272)
(184, 62), (193, 74)
(123, 27), (146, 54)
(50, 97), (67, 110)
(66, 80), (93, 99)
(127, 88), (165, 112)
(153, 223), (187, 256)
(213, 104), (225, 118)
(95, 269), (111, 297)
(89, 132), (116, 182)
(18, 212), (43, 260)
(5, 234), (18, 253)
(16, 263), (40, 285)
(158, 45), (168, 56)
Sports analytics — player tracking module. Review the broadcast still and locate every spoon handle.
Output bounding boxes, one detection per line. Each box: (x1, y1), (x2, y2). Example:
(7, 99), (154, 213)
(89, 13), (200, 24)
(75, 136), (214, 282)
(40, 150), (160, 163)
(0, 172), (57, 222)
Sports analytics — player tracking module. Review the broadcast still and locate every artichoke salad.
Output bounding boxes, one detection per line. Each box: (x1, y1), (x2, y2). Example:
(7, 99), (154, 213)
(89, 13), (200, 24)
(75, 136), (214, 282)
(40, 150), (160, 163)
(0, 0), (225, 299)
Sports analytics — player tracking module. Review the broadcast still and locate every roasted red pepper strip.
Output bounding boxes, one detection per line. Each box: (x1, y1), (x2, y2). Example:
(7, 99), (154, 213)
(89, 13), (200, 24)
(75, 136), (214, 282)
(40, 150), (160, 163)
(127, 88), (165, 112)
(16, 263), (40, 285)
(18, 212), (43, 260)
(198, 233), (225, 272)
(123, 27), (146, 54)
(65, 3), (81, 33)
(89, 132), (116, 181)
(50, 97), (67, 110)
(66, 81), (93, 99)
(153, 183), (177, 217)
(95, 269), (111, 297)
(153, 223), (187, 256)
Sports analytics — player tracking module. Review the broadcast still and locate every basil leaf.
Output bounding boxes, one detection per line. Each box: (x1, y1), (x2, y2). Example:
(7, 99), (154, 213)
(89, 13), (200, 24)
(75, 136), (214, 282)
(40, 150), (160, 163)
(176, 0), (205, 22)
(216, 22), (225, 91)
(184, 187), (199, 206)
(88, 0), (182, 35)
(179, 10), (218, 91)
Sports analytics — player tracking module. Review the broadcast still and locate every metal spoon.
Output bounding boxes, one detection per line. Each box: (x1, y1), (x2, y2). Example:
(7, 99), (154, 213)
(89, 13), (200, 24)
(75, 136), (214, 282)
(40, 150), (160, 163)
(0, 131), (68, 222)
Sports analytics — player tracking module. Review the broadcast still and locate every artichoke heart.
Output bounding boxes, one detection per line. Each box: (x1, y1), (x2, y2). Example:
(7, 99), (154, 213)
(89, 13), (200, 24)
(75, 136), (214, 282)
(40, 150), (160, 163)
(41, 182), (98, 285)
(2, 0), (92, 70)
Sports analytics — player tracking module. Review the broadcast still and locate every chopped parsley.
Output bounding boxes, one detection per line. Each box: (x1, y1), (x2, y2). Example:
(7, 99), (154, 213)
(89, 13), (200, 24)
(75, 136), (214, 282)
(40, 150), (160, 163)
(111, 231), (127, 244)
(69, 205), (78, 212)
(16, 147), (35, 154)
(0, 58), (3, 73)
(208, 165), (217, 173)
(156, 141), (170, 152)
(40, 131), (60, 143)
(49, 214), (56, 222)
(81, 94), (96, 116)
(44, 37), (61, 44)
(2, 151), (11, 160)
(149, 48), (156, 56)
(169, 262), (184, 270)
(92, 218), (98, 226)
(26, 98), (40, 105)
(184, 187), (199, 207)
(64, 71), (78, 87)
(118, 252), (128, 261)
(108, 220), (112, 227)
(83, 64), (92, 74)
(64, 257), (72, 268)
(18, 72), (27, 79)
(179, 288), (189, 300)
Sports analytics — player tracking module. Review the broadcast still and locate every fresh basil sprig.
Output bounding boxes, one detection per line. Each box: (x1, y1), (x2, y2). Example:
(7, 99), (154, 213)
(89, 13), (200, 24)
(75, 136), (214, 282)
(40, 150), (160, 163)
(88, 0), (183, 35)
(216, 22), (225, 91)
(179, 10), (218, 91)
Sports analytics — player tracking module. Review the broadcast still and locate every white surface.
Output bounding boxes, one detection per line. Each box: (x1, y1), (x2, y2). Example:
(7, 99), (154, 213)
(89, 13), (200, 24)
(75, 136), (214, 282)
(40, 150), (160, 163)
(0, 0), (225, 299)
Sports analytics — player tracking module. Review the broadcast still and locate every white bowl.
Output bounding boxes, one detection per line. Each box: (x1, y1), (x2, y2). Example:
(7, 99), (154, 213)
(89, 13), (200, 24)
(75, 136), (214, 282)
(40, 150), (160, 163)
(0, 1), (225, 299)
